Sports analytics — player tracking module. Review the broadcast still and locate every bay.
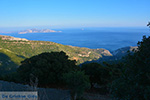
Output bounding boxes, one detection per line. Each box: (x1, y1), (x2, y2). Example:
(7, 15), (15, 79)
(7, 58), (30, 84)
(0, 27), (150, 51)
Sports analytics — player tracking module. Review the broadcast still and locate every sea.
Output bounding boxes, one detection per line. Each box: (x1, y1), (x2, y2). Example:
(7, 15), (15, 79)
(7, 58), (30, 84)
(0, 27), (150, 51)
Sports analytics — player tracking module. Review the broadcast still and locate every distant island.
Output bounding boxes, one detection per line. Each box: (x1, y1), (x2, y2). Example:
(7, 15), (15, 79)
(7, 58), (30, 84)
(18, 29), (62, 34)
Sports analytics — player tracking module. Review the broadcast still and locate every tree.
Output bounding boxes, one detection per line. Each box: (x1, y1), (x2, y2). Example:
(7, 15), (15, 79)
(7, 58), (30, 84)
(17, 51), (78, 87)
(81, 63), (111, 88)
(63, 71), (90, 100)
(111, 35), (150, 100)
(147, 22), (150, 27)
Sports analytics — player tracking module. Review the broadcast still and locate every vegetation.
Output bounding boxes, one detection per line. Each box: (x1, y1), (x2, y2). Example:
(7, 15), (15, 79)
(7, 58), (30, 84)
(81, 63), (111, 88)
(111, 35), (150, 100)
(63, 71), (90, 100)
(0, 48), (24, 75)
(17, 51), (78, 86)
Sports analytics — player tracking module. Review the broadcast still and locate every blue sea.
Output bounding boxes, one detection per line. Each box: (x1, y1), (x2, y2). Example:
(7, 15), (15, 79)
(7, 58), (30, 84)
(0, 27), (150, 51)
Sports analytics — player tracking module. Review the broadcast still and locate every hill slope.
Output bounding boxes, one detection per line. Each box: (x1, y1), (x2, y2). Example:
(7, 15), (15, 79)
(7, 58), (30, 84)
(0, 35), (112, 65)
(112, 46), (138, 58)
(0, 48), (24, 75)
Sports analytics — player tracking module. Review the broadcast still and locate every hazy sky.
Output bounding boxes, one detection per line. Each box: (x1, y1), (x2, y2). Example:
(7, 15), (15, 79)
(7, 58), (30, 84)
(0, 0), (150, 28)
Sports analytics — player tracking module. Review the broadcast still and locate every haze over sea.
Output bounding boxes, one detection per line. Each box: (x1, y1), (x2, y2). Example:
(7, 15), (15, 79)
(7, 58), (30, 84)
(0, 27), (150, 51)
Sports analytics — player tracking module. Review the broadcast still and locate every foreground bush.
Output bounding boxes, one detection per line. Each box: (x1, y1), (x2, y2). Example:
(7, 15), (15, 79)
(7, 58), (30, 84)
(17, 51), (78, 87)
(63, 71), (90, 100)
(81, 63), (111, 88)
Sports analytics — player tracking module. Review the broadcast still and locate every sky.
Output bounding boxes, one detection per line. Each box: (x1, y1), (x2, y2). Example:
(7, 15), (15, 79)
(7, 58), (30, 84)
(0, 0), (150, 29)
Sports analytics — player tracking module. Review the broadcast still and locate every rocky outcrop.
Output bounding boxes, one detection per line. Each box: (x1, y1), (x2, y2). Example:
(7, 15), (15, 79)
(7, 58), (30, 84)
(78, 51), (91, 57)
(95, 49), (112, 56)
(0, 35), (28, 41)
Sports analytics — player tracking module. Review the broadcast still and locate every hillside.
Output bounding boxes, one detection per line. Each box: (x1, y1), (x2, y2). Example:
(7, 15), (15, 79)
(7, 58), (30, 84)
(0, 48), (24, 75)
(0, 35), (112, 65)
(83, 46), (138, 64)
(112, 46), (138, 58)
